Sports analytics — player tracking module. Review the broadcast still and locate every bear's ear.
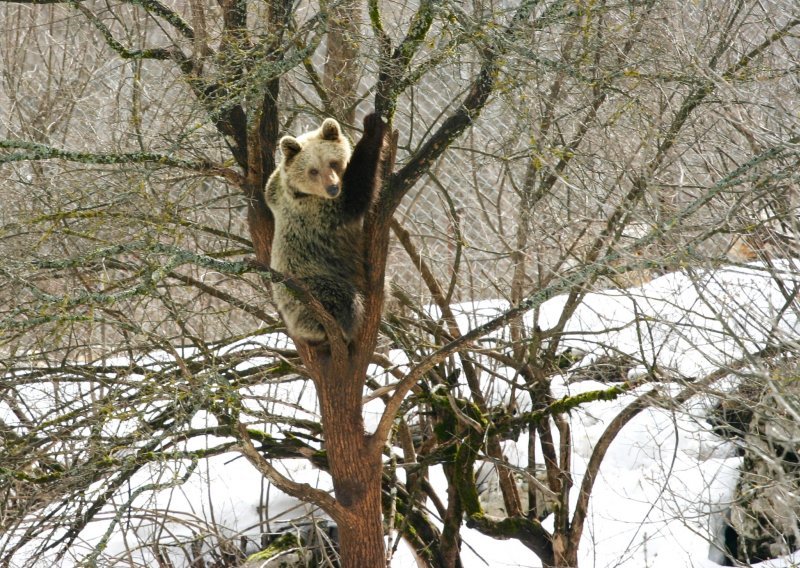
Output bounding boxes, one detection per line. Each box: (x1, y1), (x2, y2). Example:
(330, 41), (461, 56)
(280, 136), (302, 162)
(320, 118), (342, 141)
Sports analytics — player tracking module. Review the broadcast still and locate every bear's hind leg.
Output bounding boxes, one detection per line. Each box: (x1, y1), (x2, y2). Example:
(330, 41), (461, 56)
(282, 276), (363, 344)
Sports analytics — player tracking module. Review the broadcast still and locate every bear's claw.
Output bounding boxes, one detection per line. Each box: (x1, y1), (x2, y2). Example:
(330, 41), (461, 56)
(363, 113), (387, 142)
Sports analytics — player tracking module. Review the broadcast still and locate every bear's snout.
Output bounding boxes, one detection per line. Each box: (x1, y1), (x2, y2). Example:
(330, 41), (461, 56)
(326, 184), (340, 198)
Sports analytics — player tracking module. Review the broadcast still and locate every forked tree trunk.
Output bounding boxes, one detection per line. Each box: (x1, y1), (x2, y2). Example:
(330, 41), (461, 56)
(313, 19), (389, 564)
(285, 173), (395, 567)
(243, 164), (391, 566)
(551, 534), (578, 568)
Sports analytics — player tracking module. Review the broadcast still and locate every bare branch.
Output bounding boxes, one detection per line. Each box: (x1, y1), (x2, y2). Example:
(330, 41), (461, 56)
(126, 0), (197, 40)
(235, 422), (347, 524)
(0, 139), (246, 185)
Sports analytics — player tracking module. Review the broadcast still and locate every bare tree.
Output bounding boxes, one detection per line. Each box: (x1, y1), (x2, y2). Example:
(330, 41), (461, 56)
(1, 0), (798, 567)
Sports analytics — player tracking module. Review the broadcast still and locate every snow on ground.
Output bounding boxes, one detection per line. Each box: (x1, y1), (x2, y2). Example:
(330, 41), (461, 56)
(386, 392), (744, 568)
(7, 262), (800, 567)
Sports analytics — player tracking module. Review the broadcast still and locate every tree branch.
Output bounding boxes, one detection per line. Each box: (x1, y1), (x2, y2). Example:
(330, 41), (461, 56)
(166, 270), (274, 323)
(71, 2), (187, 63)
(0, 139), (246, 185)
(126, 0), (197, 40)
(8, 0), (197, 41)
(370, 255), (616, 446)
(382, 0), (539, 216)
(384, 59), (495, 215)
(568, 389), (657, 547)
(235, 422), (348, 524)
(373, 0), (434, 119)
(372, 136), (793, 441)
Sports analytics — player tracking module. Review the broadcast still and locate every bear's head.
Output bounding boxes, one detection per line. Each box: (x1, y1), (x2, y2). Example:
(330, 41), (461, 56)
(279, 118), (352, 199)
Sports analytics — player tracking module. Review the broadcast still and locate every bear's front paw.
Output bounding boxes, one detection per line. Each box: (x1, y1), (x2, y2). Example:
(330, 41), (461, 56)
(362, 112), (388, 142)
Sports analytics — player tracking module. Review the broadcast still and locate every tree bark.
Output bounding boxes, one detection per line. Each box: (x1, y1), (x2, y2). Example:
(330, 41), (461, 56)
(551, 539), (578, 568)
(298, 345), (387, 566)
(322, 0), (361, 124)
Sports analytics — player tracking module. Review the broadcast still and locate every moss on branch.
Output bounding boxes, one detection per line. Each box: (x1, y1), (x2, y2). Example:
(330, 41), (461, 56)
(513, 384), (633, 427)
(245, 532), (302, 562)
(0, 139), (244, 184)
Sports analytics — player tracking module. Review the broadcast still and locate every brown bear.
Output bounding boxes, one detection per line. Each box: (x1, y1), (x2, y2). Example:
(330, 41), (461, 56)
(265, 113), (387, 344)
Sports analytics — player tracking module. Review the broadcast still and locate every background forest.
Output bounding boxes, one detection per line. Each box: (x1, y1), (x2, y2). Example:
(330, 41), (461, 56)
(1, 0), (799, 566)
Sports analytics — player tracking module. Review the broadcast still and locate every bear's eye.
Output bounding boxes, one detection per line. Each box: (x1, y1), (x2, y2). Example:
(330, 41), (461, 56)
(330, 161), (341, 171)
(309, 168), (319, 176)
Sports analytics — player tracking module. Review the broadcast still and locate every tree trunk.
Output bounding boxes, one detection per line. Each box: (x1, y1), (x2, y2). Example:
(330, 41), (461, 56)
(246, 193), (274, 267)
(322, 0), (361, 125)
(550, 531), (578, 567)
(301, 346), (387, 567)
(333, 459), (385, 566)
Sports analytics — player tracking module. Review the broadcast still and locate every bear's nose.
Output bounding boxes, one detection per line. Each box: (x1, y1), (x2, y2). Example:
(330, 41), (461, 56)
(326, 184), (340, 197)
